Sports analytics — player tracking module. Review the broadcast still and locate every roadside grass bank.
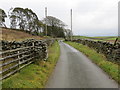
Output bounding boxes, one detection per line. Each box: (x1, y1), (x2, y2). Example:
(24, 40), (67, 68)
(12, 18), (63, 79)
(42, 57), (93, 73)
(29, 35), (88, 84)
(2, 41), (60, 88)
(65, 41), (119, 84)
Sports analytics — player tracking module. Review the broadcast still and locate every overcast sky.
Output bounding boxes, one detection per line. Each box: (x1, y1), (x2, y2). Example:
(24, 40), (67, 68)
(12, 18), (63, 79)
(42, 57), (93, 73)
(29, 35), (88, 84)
(0, 0), (119, 36)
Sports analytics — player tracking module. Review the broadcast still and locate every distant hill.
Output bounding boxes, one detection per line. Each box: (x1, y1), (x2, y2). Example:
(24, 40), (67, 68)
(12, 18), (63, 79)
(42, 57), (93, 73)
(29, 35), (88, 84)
(73, 36), (118, 43)
(0, 28), (45, 41)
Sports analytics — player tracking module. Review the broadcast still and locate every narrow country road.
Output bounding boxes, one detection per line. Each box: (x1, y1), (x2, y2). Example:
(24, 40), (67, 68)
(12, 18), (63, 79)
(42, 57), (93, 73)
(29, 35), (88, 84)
(46, 41), (119, 88)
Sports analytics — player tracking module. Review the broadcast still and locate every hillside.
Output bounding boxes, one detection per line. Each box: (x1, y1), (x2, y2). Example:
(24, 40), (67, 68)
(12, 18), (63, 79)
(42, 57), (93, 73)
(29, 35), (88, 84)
(0, 28), (45, 41)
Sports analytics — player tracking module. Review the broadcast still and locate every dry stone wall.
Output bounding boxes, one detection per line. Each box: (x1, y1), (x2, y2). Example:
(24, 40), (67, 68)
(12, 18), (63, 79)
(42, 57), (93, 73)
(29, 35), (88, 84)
(72, 39), (120, 64)
(1, 39), (55, 60)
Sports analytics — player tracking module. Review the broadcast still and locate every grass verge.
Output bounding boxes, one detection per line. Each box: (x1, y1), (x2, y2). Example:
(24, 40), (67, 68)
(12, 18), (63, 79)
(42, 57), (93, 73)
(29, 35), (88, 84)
(65, 41), (119, 84)
(2, 41), (60, 88)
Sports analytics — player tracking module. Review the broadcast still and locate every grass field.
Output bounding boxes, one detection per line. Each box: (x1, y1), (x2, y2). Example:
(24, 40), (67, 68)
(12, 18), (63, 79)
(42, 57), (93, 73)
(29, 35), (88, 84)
(73, 36), (118, 43)
(0, 28), (45, 41)
(2, 41), (60, 88)
(65, 41), (119, 84)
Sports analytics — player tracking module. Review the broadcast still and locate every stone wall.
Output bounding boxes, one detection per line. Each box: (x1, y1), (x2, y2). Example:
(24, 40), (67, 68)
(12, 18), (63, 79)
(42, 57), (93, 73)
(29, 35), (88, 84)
(72, 39), (120, 64)
(1, 39), (55, 60)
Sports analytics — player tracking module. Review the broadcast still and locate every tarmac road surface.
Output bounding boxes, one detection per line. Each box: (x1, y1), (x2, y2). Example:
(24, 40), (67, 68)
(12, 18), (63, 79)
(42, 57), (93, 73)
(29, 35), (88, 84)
(46, 41), (119, 88)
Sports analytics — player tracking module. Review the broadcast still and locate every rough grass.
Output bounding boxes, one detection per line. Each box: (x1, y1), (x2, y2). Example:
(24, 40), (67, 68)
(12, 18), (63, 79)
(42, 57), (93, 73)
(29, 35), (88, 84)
(1, 28), (45, 41)
(2, 41), (60, 88)
(65, 41), (119, 84)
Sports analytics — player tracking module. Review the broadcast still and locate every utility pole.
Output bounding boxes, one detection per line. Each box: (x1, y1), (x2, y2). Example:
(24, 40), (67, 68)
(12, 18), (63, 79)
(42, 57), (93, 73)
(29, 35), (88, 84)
(118, 2), (120, 43)
(70, 9), (73, 41)
(45, 7), (47, 36)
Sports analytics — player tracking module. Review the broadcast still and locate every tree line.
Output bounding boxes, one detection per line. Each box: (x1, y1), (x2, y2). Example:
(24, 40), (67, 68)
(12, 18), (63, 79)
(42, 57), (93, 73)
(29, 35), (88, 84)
(0, 7), (72, 38)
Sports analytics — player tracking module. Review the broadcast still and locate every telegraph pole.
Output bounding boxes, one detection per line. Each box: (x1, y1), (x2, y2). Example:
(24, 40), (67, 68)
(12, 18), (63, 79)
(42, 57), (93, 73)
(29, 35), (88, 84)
(45, 7), (47, 36)
(70, 9), (73, 41)
(118, 2), (120, 43)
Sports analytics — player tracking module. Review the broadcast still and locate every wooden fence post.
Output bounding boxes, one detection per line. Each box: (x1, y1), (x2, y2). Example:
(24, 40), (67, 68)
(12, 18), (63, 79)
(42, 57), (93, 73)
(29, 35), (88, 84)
(32, 42), (35, 60)
(17, 50), (20, 72)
